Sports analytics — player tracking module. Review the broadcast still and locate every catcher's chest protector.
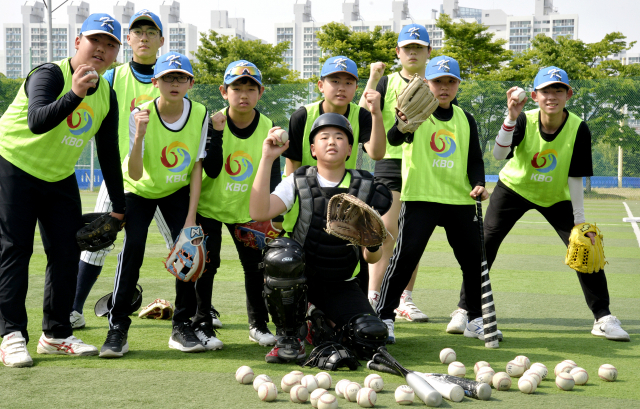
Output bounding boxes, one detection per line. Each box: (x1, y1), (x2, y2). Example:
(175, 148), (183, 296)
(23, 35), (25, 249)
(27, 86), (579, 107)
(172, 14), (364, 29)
(291, 166), (372, 281)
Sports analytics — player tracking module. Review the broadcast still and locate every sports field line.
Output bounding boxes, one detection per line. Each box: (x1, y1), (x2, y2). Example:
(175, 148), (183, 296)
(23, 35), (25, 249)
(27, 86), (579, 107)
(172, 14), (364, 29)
(622, 202), (640, 247)
(516, 220), (627, 226)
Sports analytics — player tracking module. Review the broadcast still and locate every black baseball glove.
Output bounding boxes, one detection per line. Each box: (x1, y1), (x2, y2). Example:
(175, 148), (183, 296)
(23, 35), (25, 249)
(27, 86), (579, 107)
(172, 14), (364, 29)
(76, 212), (125, 252)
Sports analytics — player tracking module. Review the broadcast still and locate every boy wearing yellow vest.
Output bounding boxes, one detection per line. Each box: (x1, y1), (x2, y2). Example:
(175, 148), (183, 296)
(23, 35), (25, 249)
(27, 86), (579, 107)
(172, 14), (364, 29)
(463, 66), (628, 341)
(0, 13), (124, 367)
(99, 53), (221, 358)
(376, 56), (502, 344)
(192, 60), (282, 350)
(359, 24), (432, 324)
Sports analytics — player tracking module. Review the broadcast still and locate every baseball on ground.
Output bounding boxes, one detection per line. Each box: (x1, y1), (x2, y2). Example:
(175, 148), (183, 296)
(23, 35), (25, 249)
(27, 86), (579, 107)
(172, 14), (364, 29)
(518, 375), (537, 394)
(235, 366), (254, 384)
(395, 385), (415, 405)
(335, 379), (350, 397)
(344, 382), (361, 402)
(448, 361), (466, 377)
(506, 360), (525, 377)
(570, 367), (589, 385)
(556, 372), (575, 391)
(318, 393), (338, 409)
(599, 364), (618, 382)
(364, 374), (384, 392)
(476, 366), (496, 385)
(474, 361), (491, 374)
(301, 375), (319, 393)
(513, 87), (526, 102)
(289, 370), (304, 382)
(282, 373), (301, 393)
(440, 348), (456, 364)
(515, 355), (531, 370)
(555, 361), (575, 376)
(253, 374), (272, 391)
(493, 372), (512, 391)
(316, 372), (332, 390)
(258, 382), (278, 401)
(530, 363), (548, 379)
(523, 370), (542, 386)
(310, 388), (328, 408)
(290, 385), (309, 403)
(274, 128), (289, 146)
(357, 387), (377, 408)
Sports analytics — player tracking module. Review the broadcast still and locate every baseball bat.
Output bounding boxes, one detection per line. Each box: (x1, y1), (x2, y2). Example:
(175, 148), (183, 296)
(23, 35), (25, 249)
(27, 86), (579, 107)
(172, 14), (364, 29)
(423, 376), (465, 402)
(372, 353), (398, 370)
(376, 347), (442, 407)
(418, 372), (492, 401)
(366, 360), (402, 376)
(476, 199), (499, 348)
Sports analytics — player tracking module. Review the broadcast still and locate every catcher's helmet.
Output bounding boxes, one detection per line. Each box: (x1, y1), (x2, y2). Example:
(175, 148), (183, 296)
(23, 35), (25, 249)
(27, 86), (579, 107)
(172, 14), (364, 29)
(302, 341), (361, 371)
(262, 237), (305, 279)
(94, 284), (143, 317)
(309, 113), (354, 148)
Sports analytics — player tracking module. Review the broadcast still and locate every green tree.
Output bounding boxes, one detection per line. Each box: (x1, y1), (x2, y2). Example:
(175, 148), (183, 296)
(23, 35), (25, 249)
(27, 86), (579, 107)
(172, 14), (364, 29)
(0, 74), (23, 117)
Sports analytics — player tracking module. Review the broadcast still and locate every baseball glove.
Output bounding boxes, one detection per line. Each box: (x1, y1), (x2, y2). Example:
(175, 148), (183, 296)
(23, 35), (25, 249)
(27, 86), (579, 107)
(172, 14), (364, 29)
(565, 222), (607, 273)
(325, 193), (387, 247)
(234, 220), (283, 250)
(138, 298), (174, 320)
(76, 212), (126, 252)
(395, 74), (439, 133)
(165, 226), (209, 282)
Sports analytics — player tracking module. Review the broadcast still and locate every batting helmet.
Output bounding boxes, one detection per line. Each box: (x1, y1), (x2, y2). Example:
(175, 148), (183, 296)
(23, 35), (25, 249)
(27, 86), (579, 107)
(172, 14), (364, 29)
(94, 284), (143, 317)
(345, 313), (389, 360)
(309, 113), (354, 160)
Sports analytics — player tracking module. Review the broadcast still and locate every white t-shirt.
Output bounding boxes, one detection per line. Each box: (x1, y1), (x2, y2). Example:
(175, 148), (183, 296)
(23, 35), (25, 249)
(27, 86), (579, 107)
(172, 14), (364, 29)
(273, 172), (341, 214)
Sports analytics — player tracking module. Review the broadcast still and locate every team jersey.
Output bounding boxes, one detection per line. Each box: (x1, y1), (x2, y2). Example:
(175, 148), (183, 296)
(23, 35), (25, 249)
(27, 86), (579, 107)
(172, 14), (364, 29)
(0, 58), (110, 182)
(123, 98), (207, 199)
(380, 72), (407, 160)
(499, 108), (581, 207)
(197, 109), (273, 223)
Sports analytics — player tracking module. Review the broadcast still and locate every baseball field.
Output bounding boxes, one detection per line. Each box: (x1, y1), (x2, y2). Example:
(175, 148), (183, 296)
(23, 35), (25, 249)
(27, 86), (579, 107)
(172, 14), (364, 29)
(1, 191), (638, 408)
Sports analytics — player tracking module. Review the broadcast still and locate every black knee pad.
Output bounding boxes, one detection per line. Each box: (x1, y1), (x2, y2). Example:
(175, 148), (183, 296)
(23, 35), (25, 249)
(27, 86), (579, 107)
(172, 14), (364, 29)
(345, 313), (388, 360)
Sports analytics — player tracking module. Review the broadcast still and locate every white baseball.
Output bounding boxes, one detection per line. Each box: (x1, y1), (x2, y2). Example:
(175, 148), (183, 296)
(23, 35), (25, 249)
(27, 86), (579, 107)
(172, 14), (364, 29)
(570, 367), (589, 385)
(439, 348), (456, 364)
(556, 372), (575, 391)
(318, 393), (338, 409)
(335, 379), (350, 397)
(493, 372), (512, 391)
(563, 359), (577, 367)
(84, 69), (99, 83)
(395, 385), (415, 405)
(316, 372), (332, 390)
(301, 375), (319, 393)
(476, 366), (496, 385)
(448, 361), (466, 377)
(310, 388), (328, 408)
(514, 355), (531, 370)
(290, 385), (309, 403)
(258, 382), (278, 401)
(357, 387), (377, 408)
(513, 87), (526, 102)
(253, 374), (272, 391)
(364, 374), (384, 392)
(274, 128), (289, 146)
(599, 364), (617, 382)
(282, 373), (301, 393)
(474, 361), (491, 375)
(344, 382), (361, 402)
(530, 363), (548, 379)
(554, 362), (574, 376)
(506, 360), (525, 378)
(289, 370), (305, 383)
(235, 366), (254, 384)
(518, 375), (537, 394)
(523, 370), (542, 386)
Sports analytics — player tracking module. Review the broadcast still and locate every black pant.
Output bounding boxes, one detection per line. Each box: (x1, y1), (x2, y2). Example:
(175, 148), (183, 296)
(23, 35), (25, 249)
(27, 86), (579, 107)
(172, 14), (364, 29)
(458, 181), (610, 319)
(192, 214), (269, 326)
(109, 187), (192, 331)
(377, 201), (483, 321)
(0, 155), (82, 342)
(308, 278), (375, 328)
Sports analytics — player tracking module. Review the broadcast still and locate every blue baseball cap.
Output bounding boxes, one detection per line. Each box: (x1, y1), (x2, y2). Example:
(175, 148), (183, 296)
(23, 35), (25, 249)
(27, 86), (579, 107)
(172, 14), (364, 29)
(129, 9), (163, 33)
(534, 66), (571, 90)
(398, 24), (430, 47)
(80, 13), (122, 44)
(320, 56), (358, 80)
(425, 56), (462, 81)
(223, 60), (263, 86)
(154, 52), (193, 78)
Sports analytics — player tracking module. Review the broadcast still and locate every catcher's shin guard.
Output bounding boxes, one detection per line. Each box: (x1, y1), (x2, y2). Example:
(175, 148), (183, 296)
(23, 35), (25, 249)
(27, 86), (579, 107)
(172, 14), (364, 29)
(345, 313), (388, 360)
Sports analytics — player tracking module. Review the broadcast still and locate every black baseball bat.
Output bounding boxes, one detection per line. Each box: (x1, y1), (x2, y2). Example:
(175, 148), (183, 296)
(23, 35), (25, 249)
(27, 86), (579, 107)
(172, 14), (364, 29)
(366, 360), (402, 376)
(372, 353), (398, 369)
(418, 372), (492, 401)
(476, 199), (499, 348)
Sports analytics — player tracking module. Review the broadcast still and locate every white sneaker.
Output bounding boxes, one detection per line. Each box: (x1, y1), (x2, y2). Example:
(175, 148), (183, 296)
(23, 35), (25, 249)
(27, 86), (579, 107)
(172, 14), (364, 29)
(194, 322), (224, 350)
(383, 319), (396, 344)
(249, 324), (277, 346)
(591, 315), (630, 341)
(368, 291), (380, 310)
(36, 333), (98, 356)
(463, 317), (503, 341)
(446, 309), (468, 334)
(70, 311), (86, 329)
(209, 306), (223, 329)
(1, 331), (33, 368)
(395, 294), (429, 322)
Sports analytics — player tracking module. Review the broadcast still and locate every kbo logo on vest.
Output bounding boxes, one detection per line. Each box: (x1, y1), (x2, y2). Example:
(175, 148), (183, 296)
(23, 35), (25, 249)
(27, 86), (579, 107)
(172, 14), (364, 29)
(430, 129), (457, 168)
(225, 151), (254, 192)
(63, 102), (94, 147)
(530, 149), (558, 182)
(161, 141), (191, 183)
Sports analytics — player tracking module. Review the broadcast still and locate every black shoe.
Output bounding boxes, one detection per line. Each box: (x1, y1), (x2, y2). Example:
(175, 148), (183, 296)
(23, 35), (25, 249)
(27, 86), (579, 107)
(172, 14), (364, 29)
(169, 322), (206, 352)
(99, 328), (128, 358)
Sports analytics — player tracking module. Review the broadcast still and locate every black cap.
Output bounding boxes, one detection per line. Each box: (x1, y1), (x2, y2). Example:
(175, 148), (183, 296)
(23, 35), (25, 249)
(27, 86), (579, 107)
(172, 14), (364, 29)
(309, 113), (354, 160)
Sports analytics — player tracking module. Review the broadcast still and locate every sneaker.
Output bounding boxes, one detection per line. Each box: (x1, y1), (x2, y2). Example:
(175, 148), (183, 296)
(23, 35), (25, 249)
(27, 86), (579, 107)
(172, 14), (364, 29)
(1, 331), (33, 368)
(249, 324), (277, 346)
(209, 306), (222, 329)
(99, 328), (129, 358)
(591, 315), (630, 341)
(395, 294), (429, 322)
(169, 322), (206, 352)
(446, 309), (468, 334)
(194, 322), (224, 350)
(70, 311), (86, 329)
(463, 317), (503, 341)
(37, 333), (98, 356)
(383, 319), (396, 344)
(265, 337), (305, 363)
(368, 291), (380, 310)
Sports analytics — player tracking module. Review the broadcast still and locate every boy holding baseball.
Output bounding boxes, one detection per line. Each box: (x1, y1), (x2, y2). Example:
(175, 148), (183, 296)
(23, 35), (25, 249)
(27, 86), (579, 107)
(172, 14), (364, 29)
(458, 66), (629, 341)
(0, 13), (125, 367)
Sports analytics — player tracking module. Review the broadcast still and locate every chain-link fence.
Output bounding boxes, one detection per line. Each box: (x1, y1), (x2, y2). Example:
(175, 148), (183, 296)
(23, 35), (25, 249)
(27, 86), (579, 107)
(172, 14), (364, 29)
(2, 77), (640, 198)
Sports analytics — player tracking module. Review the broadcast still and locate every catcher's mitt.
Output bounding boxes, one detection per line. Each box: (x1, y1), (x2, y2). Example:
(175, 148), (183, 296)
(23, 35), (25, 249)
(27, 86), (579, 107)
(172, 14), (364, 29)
(138, 298), (174, 320)
(325, 193), (387, 247)
(565, 222), (607, 273)
(76, 212), (126, 252)
(165, 226), (209, 282)
(395, 74), (439, 133)
(234, 220), (283, 250)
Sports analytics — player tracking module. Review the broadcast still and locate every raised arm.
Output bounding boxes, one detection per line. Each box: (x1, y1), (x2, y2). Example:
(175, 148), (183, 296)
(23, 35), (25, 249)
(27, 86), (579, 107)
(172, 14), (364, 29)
(250, 127), (289, 221)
